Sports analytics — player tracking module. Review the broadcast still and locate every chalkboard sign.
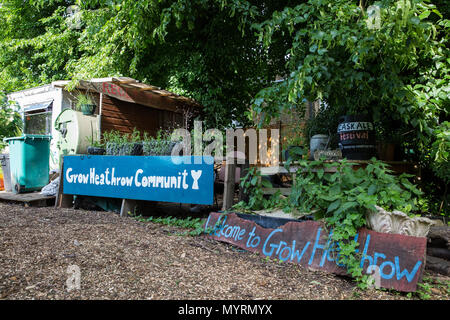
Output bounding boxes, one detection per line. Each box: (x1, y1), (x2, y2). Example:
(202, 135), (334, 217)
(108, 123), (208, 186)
(63, 155), (214, 205)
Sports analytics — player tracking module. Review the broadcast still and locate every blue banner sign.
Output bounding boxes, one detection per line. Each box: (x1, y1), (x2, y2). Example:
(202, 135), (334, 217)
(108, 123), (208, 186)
(63, 155), (214, 205)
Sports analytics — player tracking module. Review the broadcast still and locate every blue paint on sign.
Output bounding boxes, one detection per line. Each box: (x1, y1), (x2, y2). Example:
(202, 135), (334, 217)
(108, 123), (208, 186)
(63, 155), (214, 205)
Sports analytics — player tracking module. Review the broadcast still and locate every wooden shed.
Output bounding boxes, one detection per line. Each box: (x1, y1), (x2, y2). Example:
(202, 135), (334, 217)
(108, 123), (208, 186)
(53, 77), (203, 137)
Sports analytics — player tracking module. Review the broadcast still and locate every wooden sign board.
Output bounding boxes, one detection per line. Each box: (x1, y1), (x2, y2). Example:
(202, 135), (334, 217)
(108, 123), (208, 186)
(63, 155), (214, 205)
(204, 212), (427, 292)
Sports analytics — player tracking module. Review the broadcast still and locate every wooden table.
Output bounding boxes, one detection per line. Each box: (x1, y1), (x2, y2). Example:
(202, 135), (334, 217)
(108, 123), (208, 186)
(0, 191), (55, 207)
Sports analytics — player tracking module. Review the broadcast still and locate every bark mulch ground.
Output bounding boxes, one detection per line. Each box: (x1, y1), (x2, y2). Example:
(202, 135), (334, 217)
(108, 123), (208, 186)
(0, 202), (448, 300)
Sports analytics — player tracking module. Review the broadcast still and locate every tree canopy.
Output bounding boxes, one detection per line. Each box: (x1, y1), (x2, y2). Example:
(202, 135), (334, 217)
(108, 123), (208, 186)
(0, 0), (296, 128)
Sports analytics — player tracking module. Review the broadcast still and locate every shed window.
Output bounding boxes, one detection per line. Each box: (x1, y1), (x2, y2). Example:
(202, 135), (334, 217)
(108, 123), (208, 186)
(23, 100), (53, 135)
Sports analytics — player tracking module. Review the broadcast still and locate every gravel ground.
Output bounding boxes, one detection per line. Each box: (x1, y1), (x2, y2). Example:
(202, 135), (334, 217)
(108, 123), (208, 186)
(0, 202), (448, 300)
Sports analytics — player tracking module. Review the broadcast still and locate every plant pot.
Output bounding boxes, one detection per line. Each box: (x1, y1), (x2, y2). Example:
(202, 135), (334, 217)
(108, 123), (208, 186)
(81, 104), (96, 115)
(309, 134), (329, 160)
(87, 146), (105, 155)
(366, 205), (437, 237)
(122, 142), (143, 156)
(106, 142), (119, 155)
(142, 140), (176, 156)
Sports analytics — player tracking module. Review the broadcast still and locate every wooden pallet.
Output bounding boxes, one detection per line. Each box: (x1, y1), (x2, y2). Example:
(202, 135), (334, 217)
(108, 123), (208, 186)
(0, 191), (55, 207)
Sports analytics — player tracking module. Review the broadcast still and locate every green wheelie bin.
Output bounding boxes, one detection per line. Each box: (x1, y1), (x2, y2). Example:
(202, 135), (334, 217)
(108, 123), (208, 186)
(3, 134), (51, 193)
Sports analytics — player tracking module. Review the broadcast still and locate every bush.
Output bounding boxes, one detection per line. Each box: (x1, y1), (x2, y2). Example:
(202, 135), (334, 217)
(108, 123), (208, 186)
(0, 93), (22, 150)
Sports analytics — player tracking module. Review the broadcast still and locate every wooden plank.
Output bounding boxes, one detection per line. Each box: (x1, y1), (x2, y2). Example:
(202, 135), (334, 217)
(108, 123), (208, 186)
(238, 161), (250, 202)
(204, 212), (427, 292)
(0, 191), (55, 207)
(100, 95), (172, 136)
(100, 123), (135, 134)
(101, 116), (158, 128)
(120, 199), (137, 217)
(99, 82), (186, 113)
(101, 111), (159, 126)
(55, 157), (73, 208)
(222, 161), (236, 211)
(258, 161), (419, 176)
(101, 109), (159, 121)
(62, 155), (214, 205)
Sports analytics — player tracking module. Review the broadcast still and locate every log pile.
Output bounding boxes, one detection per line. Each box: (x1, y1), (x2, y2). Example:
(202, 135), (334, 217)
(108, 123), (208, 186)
(426, 225), (450, 276)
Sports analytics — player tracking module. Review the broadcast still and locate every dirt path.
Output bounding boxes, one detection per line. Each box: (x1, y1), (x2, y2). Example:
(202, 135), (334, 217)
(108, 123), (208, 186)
(0, 202), (448, 300)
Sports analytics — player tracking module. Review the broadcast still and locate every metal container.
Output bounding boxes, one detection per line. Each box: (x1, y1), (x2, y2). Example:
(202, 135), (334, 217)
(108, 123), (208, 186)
(54, 109), (99, 161)
(309, 134), (329, 160)
(337, 115), (376, 160)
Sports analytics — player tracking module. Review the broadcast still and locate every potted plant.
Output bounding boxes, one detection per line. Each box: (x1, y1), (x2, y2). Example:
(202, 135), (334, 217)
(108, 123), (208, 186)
(104, 130), (125, 155)
(122, 128), (143, 156)
(87, 138), (106, 155)
(76, 93), (96, 115)
(103, 128), (143, 156)
(303, 106), (339, 160)
(142, 129), (176, 156)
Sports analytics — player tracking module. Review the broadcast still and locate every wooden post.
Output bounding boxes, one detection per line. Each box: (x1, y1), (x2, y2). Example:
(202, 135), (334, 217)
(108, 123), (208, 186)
(238, 160), (250, 202)
(120, 199), (137, 217)
(55, 156), (73, 208)
(222, 160), (236, 211)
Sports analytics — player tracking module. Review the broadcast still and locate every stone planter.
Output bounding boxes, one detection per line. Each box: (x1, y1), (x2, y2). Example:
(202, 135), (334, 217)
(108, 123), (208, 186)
(366, 205), (436, 237)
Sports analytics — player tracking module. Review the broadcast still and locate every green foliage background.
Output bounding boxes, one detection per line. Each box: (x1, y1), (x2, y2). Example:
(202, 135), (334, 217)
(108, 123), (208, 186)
(0, 0), (295, 129)
(0, 93), (22, 149)
(0, 0), (448, 212)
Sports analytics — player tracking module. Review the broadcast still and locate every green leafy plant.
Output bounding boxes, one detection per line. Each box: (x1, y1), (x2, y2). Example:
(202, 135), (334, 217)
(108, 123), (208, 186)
(250, 0), (449, 216)
(84, 135), (104, 148)
(237, 158), (425, 286)
(233, 167), (286, 212)
(142, 128), (176, 156)
(135, 215), (205, 236)
(103, 128), (143, 155)
(75, 92), (96, 114)
(103, 130), (126, 155)
(0, 93), (22, 149)
(286, 158), (423, 285)
(76, 93), (93, 106)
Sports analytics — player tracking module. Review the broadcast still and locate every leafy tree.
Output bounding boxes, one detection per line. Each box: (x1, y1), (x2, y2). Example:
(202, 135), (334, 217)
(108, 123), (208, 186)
(250, 0), (449, 214)
(0, 92), (22, 149)
(0, 0), (80, 92)
(0, 0), (295, 129)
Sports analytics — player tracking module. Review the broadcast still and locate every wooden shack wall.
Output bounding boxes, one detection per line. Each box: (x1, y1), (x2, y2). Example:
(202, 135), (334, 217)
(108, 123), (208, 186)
(100, 94), (183, 137)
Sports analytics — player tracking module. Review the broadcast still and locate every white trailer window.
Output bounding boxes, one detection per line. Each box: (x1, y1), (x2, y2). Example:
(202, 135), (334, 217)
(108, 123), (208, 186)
(23, 100), (53, 135)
